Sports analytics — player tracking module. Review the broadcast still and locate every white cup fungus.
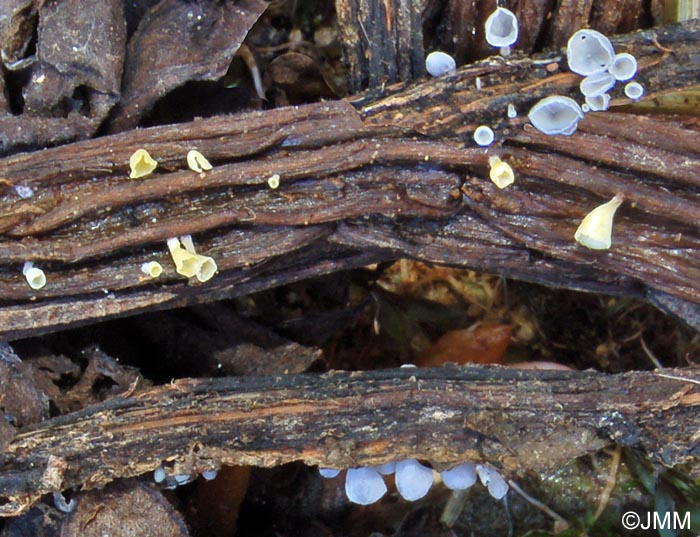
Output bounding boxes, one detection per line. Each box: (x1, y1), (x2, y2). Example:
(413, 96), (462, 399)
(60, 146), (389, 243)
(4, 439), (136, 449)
(319, 468), (341, 479)
(484, 7), (519, 48)
(585, 93), (611, 112)
(566, 29), (615, 76)
(528, 96), (584, 135)
(507, 103), (517, 119)
(624, 81), (644, 100)
(441, 463), (478, 490)
(473, 125), (495, 146)
(345, 467), (387, 505)
(608, 53), (637, 81)
(476, 464), (509, 500)
(186, 149), (213, 173)
(374, 461), (397, 475)
(579, 71), (616, 97)
(22, 261), (46, 290)
(574, 193), (623, 250)
(395, 459), (434, 501)
(425, 51), (456, 77)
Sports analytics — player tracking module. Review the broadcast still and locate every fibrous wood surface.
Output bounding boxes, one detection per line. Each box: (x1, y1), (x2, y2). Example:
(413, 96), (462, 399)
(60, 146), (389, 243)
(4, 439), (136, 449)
(0, 21), (699, 340)
(1, 366), (699, 516)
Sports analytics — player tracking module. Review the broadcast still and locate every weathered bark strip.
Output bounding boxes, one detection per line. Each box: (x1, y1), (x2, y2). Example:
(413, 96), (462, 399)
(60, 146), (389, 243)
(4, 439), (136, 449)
(0, 366), (698, 516)
(0, 21), (699, 339)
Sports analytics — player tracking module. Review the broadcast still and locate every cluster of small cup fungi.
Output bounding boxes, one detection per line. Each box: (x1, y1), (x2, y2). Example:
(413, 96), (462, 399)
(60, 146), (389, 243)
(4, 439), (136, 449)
(319, 459), (509, 505)
(426, 7), (643, 252)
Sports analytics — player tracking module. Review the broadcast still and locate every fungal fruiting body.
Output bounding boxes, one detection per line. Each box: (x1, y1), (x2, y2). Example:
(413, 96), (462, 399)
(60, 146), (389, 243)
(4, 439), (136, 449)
(574, 194), (624, 250)
(166, 236), (218, 282)
(129, 149), (157, 179)
(609, 53), (638, 81)
(267, 174), (280, 189)
(140, 261), (163, 278)
(319, 468), (341, 478)
(186, 150), (213, 173)
(624, 81), (644, 100)
(201, 470), (218, 481)
(395, 459), (434, 501)
(488, 156), (515, 189)
(585, 93), (611, 112)
(425, 51), (456, 77)
(484, 7), (518, 49)
(441, 463), (478, 490)
(22, 261), (46, 290)
(579, 71), (616, 97)
(375, 461), (397, 475)
(507, 103), (517, 118)
(566, 29), (615, 76)
(345, 467), (387, 505)
(473, 125), (495, 146)
(476, 464), (509, 500)
(14, 184), (33, 199)
(528, 96), (584, 135)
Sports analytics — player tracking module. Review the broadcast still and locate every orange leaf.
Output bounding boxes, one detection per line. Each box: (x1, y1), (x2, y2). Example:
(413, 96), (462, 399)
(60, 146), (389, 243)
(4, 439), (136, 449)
(417, 323), (512, 367)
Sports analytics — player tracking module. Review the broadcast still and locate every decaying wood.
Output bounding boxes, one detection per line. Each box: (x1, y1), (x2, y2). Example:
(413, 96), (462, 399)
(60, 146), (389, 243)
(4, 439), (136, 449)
(0, 20), (699, 340)
(0, 365), (698, 516)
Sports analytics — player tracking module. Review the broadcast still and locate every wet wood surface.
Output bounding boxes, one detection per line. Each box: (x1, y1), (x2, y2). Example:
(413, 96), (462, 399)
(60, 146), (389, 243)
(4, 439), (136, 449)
(1, 365), (698, 516)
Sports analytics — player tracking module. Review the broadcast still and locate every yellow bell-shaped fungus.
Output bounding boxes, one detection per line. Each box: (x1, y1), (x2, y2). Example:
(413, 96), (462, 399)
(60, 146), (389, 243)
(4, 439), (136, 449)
(574, 193), (624, 250)
(186, 150), (213, 173)
(140, 261), (163, 278)
(488, 156), (515, 189)
(22, 261), (46, 290)
(129, 149), (158, 179)
(166, 236), (217, 282)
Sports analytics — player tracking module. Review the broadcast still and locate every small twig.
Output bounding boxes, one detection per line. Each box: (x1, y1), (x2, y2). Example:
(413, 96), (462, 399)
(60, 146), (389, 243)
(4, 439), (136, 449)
(654, 372), (700, 386)
(507, 479), (569, 530)
(640, 336), (665, 369)
(592, 444), (622, 524)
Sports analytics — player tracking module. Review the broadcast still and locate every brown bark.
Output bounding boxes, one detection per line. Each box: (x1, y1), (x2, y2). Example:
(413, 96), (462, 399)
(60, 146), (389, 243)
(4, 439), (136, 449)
(1, 366), (698, 516)
(0, 21), (699, 339)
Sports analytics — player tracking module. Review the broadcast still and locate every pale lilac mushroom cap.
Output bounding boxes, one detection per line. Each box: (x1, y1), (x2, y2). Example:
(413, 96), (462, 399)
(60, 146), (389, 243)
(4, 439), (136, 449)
(528, 96), (585, 135)
(609, 53), (638, 81)
(484, 7), (519, 47)
(567, 29), (615, 76)
(579, 71), (616, 97)
(473, 125), (495, 146)
(624, 81), (644, 100)
(374, 461), (397, 475)
(319, 467), (341, 479)
(441, 463), (478, 490)
(395, 459), (434, 501)
(585, 93), (611, 112)
(425, 51), (457, 77)
(476, 464), (510, 500)
(345, 467), (388, 505)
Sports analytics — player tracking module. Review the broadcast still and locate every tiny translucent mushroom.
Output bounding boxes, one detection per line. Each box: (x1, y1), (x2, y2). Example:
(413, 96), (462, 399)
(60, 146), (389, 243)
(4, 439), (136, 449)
(201, 470), (218, 481)
(608, 52), (637, 81)
(579, 71), (615, 97)
(375, 461), (397, 475)
(395, 459), (434, 501)
(528, 96), (584, 136)
(345, 467), (387, 505)
(488, 155), (515, 189)
(53, 491), (76, 513)
(440, 463), (478, 491)
(566, 29), (615, 76)
(22, 261), (46, 290)
(154, 466), (167, 483)
(624, 81), (644, 100)
(475, 76), (483, 90)
(166, 236), (218, 282)
(582, 103), (590, 113)
(507, 103), (517, 118)
(129, 149), (157, 179)
(319, 468), (341, 479)
(473, 125), (495, 146)
(425, 51), (456, 77)
(140, 261), (163, 278)
(484, 7), (518, 53)
(174, 474), (192, 486)
(476, 465), (509, 500)
(267, 173), (280, 189)
(585, 93), (611, 112)
(186, 149), (213, 173)
(574, 193), (624, 250)
(14, 184), (33, 199)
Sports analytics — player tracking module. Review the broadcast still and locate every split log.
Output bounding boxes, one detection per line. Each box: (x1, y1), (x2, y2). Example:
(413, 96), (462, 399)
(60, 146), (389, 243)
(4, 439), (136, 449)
(0, 366), (698, 516)
(0, 20), (699, 338)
